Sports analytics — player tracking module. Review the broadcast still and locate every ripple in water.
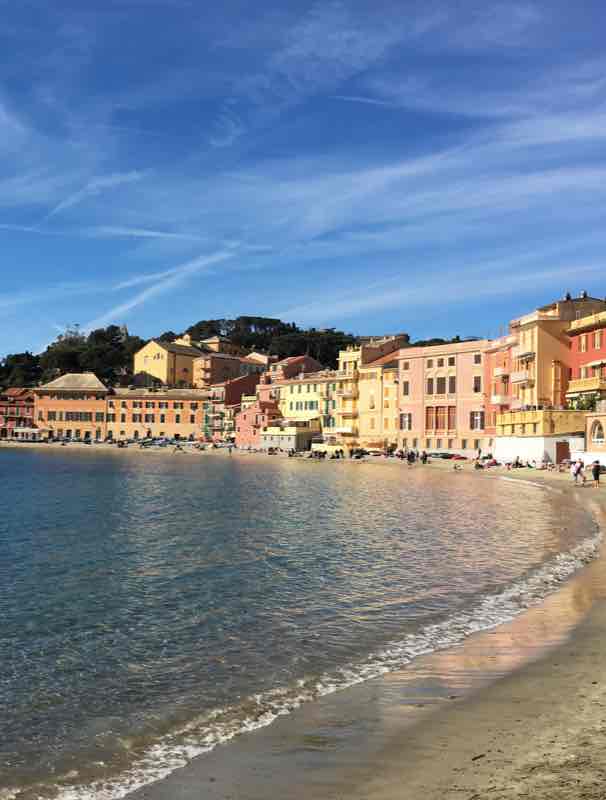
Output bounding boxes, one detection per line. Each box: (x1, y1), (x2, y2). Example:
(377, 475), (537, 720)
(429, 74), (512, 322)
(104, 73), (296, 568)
(0, 449), (598, 799)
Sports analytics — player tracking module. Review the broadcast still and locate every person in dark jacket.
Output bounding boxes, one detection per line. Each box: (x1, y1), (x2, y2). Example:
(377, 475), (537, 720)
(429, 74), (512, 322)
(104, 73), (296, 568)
(592, 460), (602, 488)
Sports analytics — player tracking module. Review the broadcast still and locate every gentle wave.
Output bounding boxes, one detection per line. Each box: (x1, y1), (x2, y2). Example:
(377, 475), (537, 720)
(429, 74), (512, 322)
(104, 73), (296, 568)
(9, 516), (601, 800)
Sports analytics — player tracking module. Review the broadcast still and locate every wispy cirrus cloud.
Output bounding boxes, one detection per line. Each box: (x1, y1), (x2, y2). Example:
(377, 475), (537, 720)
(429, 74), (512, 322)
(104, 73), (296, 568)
(44, 170), (148, 219)
(84, 249), (236, 330)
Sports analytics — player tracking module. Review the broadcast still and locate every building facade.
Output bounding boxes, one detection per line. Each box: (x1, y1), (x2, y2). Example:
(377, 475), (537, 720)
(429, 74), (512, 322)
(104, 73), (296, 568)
(34, 373), (109, 441)
(565, 309), (606, 409)
(395, 340), (490, 454)
(202, 373), (261, 442)
(0, 388), (36, 439)
(133, 339), (204, 387)
(234, 399), (282, 449)
(107, 388), (208, 440)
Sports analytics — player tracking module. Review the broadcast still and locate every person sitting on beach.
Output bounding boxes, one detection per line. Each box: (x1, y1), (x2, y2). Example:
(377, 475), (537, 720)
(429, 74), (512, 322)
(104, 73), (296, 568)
(592, 460), (601, 488)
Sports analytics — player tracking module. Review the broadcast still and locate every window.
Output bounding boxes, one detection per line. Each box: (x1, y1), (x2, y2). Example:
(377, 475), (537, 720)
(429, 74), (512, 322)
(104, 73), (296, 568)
(448, 439), (454, 448)
(426, 378), (434, 394)
(437, 358), (444, 367)
(436, 438), (442, 448)
(425, 438), (432, 448)
(173, 402), (183, 409)
(370, 418), (375, 430)
(425, 407), (435, 429)
(175, 414), (181, 424)
(436, 406), (446, 429)
(473, 439), (480, 450)
(121, 401), (127, 408)
(474, 353), (482, 365)
(190, 403), (198, 410)
(402, 381), (410, 396)
(144, 414), (155, 423)
(580, 334), (587, 352)
(436, 377), (446, 394)
(412, 438), (418, 448)
(426, 359), (433, 368)
(448, 356), (455, 367)
(581, 366), (589, 379)
(402, 361), (410, 371)
(385, 418), (390, 429)
(160, 414), (166, 423)
(190, 415), (195, 424)
(145, 402), (155, 409)
(469, 411), (485, 430)
(402, 438), (408, 447)
(448, 376), (456, 394)
(400, 412), (412, 430)
(369, 394), (375, 410)
(595, 330), (602, 349)
(132, 414), (142, 423)
(448, 406), (456, 430)
(461, 438), (468, 449)
(592, 421), (605, 443)
(473, 375), (482, 393)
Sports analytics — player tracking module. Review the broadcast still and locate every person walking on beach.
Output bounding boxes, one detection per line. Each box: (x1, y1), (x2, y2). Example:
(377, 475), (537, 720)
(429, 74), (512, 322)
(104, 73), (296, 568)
(592, 460), (601, 488)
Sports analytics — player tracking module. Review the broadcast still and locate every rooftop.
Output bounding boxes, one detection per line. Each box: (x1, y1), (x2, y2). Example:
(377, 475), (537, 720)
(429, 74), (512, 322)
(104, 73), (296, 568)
(154, 340), (207, 357)
(38, 373), (108, 392)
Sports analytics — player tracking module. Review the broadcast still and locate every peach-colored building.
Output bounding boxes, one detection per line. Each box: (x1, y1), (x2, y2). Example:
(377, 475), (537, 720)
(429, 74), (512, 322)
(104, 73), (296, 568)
(202, 373), (261, 442)
(107, 388), (208, 440)
(35, 373), (110, 441)
(396, 340), (491, 454)
(234, 399), (282, 449)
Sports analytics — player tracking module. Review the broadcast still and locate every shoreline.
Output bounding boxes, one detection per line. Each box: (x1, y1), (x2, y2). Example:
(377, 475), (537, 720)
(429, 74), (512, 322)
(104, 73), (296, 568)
(4, 445), (605, 799)
(119, 470), (606, 800)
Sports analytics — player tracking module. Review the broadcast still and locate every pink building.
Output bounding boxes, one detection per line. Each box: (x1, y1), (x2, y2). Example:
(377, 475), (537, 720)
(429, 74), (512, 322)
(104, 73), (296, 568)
(234, 399), (282, 449)
(397, 339), (492, 455)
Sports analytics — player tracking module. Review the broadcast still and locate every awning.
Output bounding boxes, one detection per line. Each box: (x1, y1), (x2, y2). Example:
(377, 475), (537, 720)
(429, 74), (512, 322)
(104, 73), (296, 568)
(586, 358), (606, 368)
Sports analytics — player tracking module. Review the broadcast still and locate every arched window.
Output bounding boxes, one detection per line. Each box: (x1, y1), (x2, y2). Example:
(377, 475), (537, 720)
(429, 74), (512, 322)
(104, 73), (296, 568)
(591, 420), (605, 444)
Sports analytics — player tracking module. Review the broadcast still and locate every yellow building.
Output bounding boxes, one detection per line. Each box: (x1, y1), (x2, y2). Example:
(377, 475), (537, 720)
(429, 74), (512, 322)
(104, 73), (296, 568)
(357, 353), (400, 449)
(508, 293), (606, 410)
(133, 339), (204, 388)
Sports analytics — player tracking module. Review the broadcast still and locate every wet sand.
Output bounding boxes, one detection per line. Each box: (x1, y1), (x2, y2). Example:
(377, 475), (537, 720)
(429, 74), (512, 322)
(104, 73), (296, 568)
(121, 471), (606, 800)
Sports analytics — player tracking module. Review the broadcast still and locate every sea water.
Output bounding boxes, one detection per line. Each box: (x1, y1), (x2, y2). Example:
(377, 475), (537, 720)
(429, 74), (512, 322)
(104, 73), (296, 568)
(0, 448), (598, 799)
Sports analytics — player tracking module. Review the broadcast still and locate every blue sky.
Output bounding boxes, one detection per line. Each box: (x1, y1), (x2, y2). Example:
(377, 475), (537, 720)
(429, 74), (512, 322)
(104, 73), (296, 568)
(2, 0), (606, 355)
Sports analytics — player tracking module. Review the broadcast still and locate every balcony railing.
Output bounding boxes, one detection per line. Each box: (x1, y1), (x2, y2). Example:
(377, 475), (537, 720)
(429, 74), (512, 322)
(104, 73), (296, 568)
(340, 410), (358, 418)
(510, 370), (534, 384)
(336, 389), (358, 399)
(566, 376), (606, 395)
(511, 348), (535, 361)
(493, 366), (509, 377)
(490, 394), (510, 405)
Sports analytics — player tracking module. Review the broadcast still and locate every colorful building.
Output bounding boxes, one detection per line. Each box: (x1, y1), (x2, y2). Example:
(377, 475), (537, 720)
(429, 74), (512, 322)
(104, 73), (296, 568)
(133, 339), (204, 388)
(259, 419), (321, 451)
(0, 388), (36, 439)
(494, 293), (606, 462)
(580, 401), (606, 466)
(34, 373), (110, 441)
(395, 339), (490, 455)
(234, 399), (282, 449)
(107, 388), (208, 440)
(565, 309), (606, 409)
(202, 373), (261, 442)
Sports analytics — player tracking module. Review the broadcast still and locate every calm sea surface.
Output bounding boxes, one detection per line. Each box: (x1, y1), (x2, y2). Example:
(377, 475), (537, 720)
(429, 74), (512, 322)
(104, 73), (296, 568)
(0, 448), (597, 799)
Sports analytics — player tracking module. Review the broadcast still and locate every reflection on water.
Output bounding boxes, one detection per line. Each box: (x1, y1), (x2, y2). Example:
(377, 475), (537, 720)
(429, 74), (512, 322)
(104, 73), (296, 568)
(0, 449), (597, 798)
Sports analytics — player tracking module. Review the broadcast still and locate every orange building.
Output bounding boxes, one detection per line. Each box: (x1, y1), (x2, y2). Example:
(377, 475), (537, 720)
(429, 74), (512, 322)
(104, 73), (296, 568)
(34, 373), (109, 441)
(107, 388), (208, 440)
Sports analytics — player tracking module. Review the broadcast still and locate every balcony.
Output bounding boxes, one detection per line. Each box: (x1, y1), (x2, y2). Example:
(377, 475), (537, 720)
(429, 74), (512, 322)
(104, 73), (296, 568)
(493, 366), (509, 377)
(490, 394), (510, 405)
(336, 389), (358, 399)
(511, 348), (535, 362)
(340, 410), (358, 418)
(566, 376), (606, 396)
(331, 426), (355, 435)
(496, 409), (586, 437)
(510, 370), (534, 385)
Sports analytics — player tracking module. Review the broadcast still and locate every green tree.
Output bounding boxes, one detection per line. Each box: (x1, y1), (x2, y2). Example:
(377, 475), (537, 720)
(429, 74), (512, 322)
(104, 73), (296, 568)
(0, 352), (42, 387)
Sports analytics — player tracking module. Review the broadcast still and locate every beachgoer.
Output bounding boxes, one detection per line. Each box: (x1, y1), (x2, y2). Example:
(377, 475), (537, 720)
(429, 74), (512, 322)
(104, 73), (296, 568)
(592, 460), (601, 488)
